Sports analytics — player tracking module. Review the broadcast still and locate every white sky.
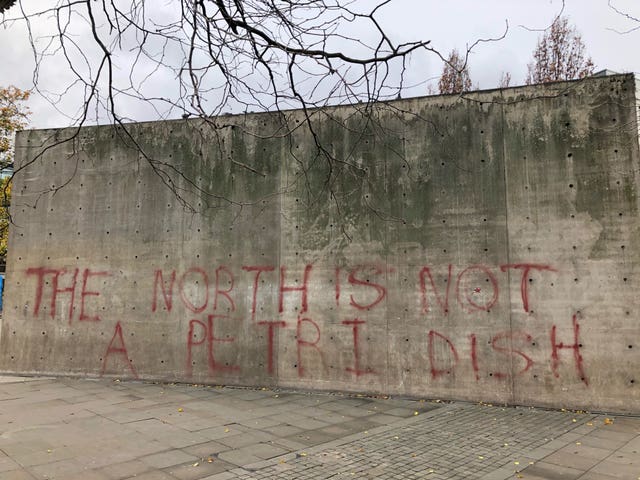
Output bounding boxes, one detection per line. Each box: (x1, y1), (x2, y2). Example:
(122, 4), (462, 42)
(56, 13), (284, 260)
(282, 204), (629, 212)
(1, 0), (638, 129)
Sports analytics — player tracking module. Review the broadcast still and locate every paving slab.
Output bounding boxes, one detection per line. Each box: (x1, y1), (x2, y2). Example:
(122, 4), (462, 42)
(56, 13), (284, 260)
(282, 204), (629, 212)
(0, 376), (638, 479)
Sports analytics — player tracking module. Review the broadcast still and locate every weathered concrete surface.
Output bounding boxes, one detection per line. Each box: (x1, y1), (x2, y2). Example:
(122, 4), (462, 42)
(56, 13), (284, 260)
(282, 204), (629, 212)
(1, 74), (638, 412)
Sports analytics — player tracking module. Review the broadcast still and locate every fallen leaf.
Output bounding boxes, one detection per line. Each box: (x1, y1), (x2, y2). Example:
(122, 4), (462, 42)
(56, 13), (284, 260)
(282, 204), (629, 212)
(478, 456), (484, 460)
(413, 411), (419, 416)
(604, 418), (614, 425)
(576, 442), (581, 446)
(572, 418), (577, 423)
(192, 462), (199, 467)
(177, 408), (184, 412)
(207, 457), (214, 463)
(299, 452), (307, 457)
(224, 428), (230, 433)
(47, 449), (52, 454)
(586, 422), (593, 426)
(514, 461), (520, 465)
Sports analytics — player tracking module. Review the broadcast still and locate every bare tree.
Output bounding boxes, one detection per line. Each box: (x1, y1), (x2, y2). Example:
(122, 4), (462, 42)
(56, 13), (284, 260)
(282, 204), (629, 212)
(437, 49), (472, 94)
(1, 1), (436, 128)
(607, 1), (640, 34)
(0, 2), (507, 220)
(526, 16), (594, 84)
(0, 1), (448, 212)
(498, 71), (512, 88)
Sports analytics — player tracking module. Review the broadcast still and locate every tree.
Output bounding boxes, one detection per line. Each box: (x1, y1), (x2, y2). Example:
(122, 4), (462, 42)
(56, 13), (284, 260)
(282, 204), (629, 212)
(0, 176), (11, 260)
(437, 49), (472, 94)
(607, 1), (640, 34)
(526, 16), (594, 84)
(0, 1), (447, 211)
(1, 1), (434, 127)
(0, 2), (508, 216)
(498, 71), (512, 88)
(0, 85), (28, 265)
(0, 86), (29, 166)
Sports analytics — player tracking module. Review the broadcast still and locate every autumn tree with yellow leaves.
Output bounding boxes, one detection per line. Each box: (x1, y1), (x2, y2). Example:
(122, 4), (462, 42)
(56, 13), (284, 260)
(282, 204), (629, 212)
(1, 86), (29, 165)
(0, 86), (30, 261)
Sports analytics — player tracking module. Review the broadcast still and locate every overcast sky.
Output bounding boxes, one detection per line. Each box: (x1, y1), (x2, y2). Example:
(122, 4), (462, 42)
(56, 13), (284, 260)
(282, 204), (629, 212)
(1, 0), (638, 129)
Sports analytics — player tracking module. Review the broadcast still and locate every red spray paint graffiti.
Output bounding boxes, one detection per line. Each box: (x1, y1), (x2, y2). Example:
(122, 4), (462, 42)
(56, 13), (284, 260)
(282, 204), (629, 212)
(22, 262), (589, 389)
(187, 314), (240, 377)
(26, 267), (110, 323)
(101, 321), (138, 378)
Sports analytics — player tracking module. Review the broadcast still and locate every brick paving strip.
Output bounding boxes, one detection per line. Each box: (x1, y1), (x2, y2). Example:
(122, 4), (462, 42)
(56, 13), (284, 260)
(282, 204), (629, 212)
(0, 377), (637, 480)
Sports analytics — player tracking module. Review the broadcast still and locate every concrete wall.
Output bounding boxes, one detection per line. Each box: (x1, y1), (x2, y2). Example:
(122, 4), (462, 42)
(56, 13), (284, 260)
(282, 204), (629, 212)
(1, 74), (638, 413)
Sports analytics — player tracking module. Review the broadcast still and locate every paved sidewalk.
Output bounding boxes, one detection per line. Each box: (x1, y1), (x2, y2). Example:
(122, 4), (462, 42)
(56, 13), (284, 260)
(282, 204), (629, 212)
(0, 377), (637, 479)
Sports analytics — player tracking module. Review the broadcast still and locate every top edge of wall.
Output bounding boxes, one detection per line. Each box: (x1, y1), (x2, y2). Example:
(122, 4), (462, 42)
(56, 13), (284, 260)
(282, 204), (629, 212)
(19, 72), (638, 136)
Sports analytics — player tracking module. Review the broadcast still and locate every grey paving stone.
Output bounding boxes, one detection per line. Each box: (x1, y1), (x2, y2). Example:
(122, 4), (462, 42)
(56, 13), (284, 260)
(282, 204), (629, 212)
(181, 440), (232, 458)
(517, 461), (583, 479)
(236, 416), (282, 429)
(0, 469), (38, 480)
(270, 437), (309, 451)
(97, 459), (151, 479)
(247, 443), (290, 460)
(217, 431), (275, 449)
(577, 434), (629, 450)
(123, 470), (176, 480)
(261, 423), (303, 437)
(284, 430), (338, 446)
(63, 469), (113, 480)
(588, 428), (638, 442)
(577, 472), (625, 480)
(200, 471), (241, 480)
(587, 458), (640, 478)
(140, 450), (200, 469)
(165, 459), (235, 480)
(282, 417), (330, 430)
(29, 459), (88, 479)
(543, 448), (602, 471)
(620, 435), (640, 453)
(217, 449), (263, 467)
